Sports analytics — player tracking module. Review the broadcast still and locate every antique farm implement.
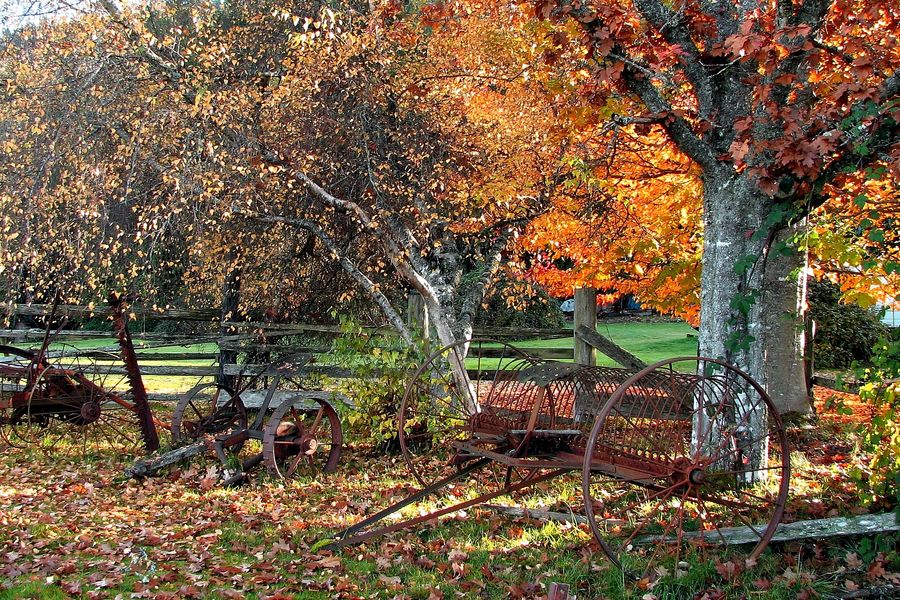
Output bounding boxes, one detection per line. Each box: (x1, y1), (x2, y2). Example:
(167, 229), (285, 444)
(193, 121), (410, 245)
(330, 339), (790, 581)
(0, 296), (162, 453)
(128, 354), (343, 485)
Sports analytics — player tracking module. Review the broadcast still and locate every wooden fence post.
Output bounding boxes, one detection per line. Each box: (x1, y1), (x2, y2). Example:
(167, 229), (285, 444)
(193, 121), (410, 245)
(406, 290), (429, 347)
(573, 288), (597, 366)
(218, 256), (241, 388)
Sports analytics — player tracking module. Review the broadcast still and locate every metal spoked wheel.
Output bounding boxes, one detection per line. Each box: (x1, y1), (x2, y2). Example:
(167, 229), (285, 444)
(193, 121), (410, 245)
(582, 357), (790, 584)
(398, 339), (540, 492)
(22, 348), (148, 456)
(171, 383), (248, 445)
(262, 397), (342, 479)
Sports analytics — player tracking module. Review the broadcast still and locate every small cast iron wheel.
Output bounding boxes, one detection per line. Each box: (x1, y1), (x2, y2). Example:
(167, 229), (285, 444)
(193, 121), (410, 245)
(263, 397), (344, 479)
(171, 383), (248, 444)
(22, 349), (148, 456)
(262, 397), (342, 479)
(398, 338), (539, 491)
(581, 356), (790, 583)
(0, 345), (44, 447)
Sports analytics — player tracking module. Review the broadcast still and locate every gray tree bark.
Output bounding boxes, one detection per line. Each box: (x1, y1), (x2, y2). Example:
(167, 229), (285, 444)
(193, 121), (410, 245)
(758, 227), (813, 414)
(698, 174), (811, 415)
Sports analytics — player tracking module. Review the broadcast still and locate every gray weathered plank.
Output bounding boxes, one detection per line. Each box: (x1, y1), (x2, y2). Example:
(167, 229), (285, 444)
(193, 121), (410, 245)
(125, 441), (206, 478)
(227, 389), (354, 410)
(639, 512), (899, 546)
(575, 325), (647, 371)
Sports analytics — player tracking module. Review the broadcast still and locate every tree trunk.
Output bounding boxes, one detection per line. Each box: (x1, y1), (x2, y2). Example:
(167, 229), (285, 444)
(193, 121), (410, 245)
(697, 173), (768, 375)
(758, 226), (813, 414)
(218, 254), (241, 389)
(697, 174), (770, 480)
(698, 176), (811, 415)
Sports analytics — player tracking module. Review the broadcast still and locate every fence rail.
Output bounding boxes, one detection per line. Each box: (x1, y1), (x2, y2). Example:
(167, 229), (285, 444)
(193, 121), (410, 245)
(1, 302), (584, 402)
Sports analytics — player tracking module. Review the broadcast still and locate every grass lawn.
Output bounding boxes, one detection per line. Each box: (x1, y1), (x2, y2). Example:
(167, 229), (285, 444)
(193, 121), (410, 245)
(3, 321), (897, 597)
(12, 321), (700, 397)
(1, 386), (897, 598)
(515, 320), (698, 366)
(1, 436), (893, 599)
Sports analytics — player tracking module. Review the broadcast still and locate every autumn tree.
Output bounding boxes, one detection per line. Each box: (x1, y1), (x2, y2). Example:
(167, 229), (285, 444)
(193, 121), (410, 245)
(522, 125), (703, 324)
(528, 0), (900, 413)
(0, 2), (369, 318)
(219, 0), (617, 388)
(1, 0), (599, 367)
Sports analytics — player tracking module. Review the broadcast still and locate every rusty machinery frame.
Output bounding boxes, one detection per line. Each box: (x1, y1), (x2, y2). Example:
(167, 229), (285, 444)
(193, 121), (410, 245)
(165, 354), (343, 485)
(1, 297), (344, 482)
(0, 294), (162, 453)
(329, 339), (790, 582)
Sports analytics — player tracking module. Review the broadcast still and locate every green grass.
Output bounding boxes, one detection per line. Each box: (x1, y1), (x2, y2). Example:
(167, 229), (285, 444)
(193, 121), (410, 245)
(514, 321), (698, 366)
(0, 582), (68, 600)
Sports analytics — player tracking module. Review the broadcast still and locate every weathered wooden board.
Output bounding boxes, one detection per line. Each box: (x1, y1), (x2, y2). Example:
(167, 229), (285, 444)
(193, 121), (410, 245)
(8, 304), (220, 321)
(0, 329), (217, 342)
(225, 389), (354, 411)
(639, 512), (899, 546)
(125, 441), (206, 478)
(484, 504), (588, 524)
(575, 325), (647, 371)
(483, 507), (898, 548)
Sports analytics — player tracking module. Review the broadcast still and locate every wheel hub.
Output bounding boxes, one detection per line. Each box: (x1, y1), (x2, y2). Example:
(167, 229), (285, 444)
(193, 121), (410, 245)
(299, 434), (318, 455)
(273, 432), (319, 460)
(80, 401), (101, 425)
(672, 456), (706, 489)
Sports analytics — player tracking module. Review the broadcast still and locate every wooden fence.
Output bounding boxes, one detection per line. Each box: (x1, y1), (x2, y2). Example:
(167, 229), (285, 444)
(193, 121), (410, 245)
(1, 293), (617, 402)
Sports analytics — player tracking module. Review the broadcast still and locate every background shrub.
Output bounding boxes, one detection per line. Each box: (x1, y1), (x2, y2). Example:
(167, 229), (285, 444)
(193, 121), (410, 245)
(808, 279), (888, 369)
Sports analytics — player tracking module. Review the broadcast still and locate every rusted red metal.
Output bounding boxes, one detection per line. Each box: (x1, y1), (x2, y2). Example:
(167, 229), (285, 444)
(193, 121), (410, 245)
(0, 297), (163, 453)
(109, 295), (159, 452)
(168, 355), (343, 485)
(332, 339), (791, 584)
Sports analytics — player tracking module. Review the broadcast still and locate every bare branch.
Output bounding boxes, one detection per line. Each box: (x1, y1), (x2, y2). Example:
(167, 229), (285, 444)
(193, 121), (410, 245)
(292, 170), (376, 229)
(247, 214), (414, 344)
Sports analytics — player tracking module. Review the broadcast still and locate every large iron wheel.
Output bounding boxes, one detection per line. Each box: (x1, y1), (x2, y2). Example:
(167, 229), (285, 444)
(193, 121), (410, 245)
(7, 348), (148, 455)
(581, 357), (790, 583)
(262, 397), (342, 478)
(171, 383), (248, 445)
(398, 339), (541, 494)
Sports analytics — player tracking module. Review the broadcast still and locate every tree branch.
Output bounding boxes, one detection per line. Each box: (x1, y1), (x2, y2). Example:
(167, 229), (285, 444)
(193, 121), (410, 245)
(247, 214), (414, 344)
(796, 0), (832, 30)
(292, 170), (377, 230)
(633, 0), (715, 118)
(550, 0), (720, 173)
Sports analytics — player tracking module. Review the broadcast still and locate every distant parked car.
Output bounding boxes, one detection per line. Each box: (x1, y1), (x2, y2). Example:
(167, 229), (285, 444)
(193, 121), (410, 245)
(560, 298), (575, 315)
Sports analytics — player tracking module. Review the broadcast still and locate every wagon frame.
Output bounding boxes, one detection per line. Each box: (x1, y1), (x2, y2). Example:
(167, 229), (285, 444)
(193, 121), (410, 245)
(168, 354), (344, 485)
(0, 295), (162, 454)
(330, 339), (790, 582)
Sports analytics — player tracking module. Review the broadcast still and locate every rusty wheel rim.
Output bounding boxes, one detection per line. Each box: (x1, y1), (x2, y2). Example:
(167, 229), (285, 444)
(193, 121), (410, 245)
(171, 383), (247, 445)
(582, 357), (790, 583)
(26, 349), (144, 456)
(397, 338), (538, 491)
(0, 345), (44, 448)
(262, 397), (342, 479)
